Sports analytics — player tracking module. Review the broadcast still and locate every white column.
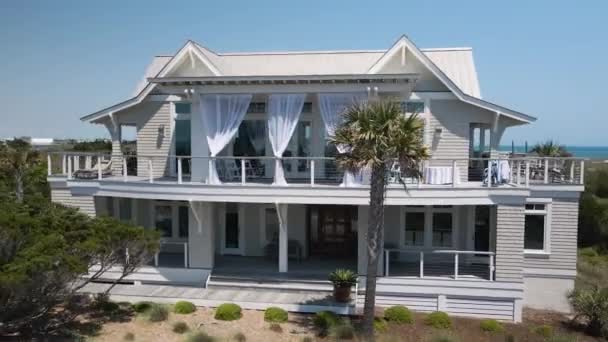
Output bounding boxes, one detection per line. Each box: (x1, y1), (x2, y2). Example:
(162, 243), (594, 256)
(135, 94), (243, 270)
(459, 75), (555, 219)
(276, 203), (288, 273)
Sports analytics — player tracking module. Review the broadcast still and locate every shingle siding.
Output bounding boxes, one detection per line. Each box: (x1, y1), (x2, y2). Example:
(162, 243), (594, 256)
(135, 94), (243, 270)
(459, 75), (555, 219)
(50, 188), (96, 216)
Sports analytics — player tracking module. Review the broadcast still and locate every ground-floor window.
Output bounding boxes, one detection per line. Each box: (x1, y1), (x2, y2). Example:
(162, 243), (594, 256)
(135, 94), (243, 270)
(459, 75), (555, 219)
(224, 203), (240, 249)
(118, 198), (132, 222)
(153, 201), (189, 239)
(524, 202), (551, 253)
(403, 205), (455, 248)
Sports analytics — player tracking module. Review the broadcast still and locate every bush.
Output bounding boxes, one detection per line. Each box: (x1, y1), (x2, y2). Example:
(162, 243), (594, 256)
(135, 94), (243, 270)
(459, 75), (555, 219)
(425, 311), (452, 329)
(123, 332), (135, 341)
(214, 303), (242, 321)
(264, 307), (288, 323)
(145, 303), (169, 322)
(233, 332), (246, 341)
(329, 322), (355, 340)
(580, 247), (599, 258)
(568, 286), (608, 336)
(269, 323), (283, 333)
(184, 331), (215, 342)
(533, 325), (553, 338)
(384, 305), (413, 324)
(480, 319), (504, 333)
(172, 321), (189, 334)
(174, 301), (196, 314)
(133, 301), (154, 313)
(312, 310), (341, 332)
(373, 318), (388, 332)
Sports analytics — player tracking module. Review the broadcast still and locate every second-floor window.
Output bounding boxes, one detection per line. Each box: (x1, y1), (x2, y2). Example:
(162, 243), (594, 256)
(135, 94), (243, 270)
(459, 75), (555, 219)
(524, 202), (551, 253)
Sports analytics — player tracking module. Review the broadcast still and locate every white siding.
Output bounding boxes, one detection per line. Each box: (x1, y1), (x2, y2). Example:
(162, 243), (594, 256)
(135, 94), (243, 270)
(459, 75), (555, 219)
(446, 297), (514, 320)
(495, 204), (525, 282)
(50, 188), (96, 216)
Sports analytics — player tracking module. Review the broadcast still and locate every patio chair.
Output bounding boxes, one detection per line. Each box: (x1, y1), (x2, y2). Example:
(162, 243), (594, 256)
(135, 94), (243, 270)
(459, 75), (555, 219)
(73, 159), (112, 179)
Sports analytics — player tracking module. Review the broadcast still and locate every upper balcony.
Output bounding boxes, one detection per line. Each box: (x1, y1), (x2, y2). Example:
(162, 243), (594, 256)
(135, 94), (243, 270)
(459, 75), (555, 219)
(47, 152), (585, 205)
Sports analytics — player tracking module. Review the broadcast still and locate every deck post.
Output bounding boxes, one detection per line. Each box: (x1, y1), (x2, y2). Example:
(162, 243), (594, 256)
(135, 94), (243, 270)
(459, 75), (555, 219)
(62, 154), (67, 175)
(419, 251), (424, 278)
(154, 252), (159, 267)
(67, 156), (73, 180)
(85, 156), (92, 169)
(451, 160), (457, 188)
(47, 154), (52, 176)
(123, 157), (128, 182)
(454, 253), (459, 280)
(525, 161), (530, 187)
(580, 160), (585, 184)
(570, 161), (575, 183)
(544, 158), (549, 184)
(148, 158), (154, 183)
(98, 154), (102, 180)
(241, 159), (246, 185)
(310, 159), (315, 186)
(276, 203), (288, 273)
(73, 156), (80, 171)
(178, 157), (183, 184)
(489, 254), (495, 281)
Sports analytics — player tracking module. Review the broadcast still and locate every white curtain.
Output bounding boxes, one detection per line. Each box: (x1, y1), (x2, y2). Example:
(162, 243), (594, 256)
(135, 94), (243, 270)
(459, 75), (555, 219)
(318, 93), (367, 186)
(267, 94), (306, 185)
(199, 94), (252, 184)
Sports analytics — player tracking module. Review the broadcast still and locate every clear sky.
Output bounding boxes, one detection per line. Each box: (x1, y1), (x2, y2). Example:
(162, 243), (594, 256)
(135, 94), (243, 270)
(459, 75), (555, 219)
(0, 0), (606, 146)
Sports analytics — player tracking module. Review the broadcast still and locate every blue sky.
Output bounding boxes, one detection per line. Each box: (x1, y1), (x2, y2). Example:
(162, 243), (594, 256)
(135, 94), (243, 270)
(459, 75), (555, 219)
(0, 0), (606, 145)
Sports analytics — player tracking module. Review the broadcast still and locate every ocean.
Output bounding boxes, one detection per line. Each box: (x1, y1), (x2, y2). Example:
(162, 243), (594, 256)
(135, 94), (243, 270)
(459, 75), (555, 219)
(499, 146), (608, 159)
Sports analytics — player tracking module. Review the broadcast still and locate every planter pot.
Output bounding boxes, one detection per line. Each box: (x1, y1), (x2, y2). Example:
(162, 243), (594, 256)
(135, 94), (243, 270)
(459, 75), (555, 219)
(333, 284), (352, 303)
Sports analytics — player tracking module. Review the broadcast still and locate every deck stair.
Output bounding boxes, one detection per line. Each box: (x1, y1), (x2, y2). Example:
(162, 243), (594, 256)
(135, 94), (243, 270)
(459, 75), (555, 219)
(207, 273), (335, 292)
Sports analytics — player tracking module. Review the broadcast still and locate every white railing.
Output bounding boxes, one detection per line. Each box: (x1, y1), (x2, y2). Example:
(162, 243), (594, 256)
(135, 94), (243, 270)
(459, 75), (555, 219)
(47, 152), (587, 188)
(153, 241), (189, 268)
(384, 249), (496, 281)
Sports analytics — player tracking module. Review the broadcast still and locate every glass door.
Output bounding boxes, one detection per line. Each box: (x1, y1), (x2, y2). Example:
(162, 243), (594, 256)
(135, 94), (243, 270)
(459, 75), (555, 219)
(283, 121), (312, 180)
(174, 103), (191, 175)
(222, 203), (243, 255)
(472, 205), (491, 262)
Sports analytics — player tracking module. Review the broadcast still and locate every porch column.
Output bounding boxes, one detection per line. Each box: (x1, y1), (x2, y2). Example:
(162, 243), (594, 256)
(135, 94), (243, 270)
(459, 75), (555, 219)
(188, 201), (215, 269)
(357, 205), (383, 276)
(276, 203), (288, 273)
(494, 204), (525, 282)
(105, 121), (123, 176)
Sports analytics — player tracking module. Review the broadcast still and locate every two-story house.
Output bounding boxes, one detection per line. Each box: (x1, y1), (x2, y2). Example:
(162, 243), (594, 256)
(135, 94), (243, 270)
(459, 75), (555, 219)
(47, 35), (584, 322)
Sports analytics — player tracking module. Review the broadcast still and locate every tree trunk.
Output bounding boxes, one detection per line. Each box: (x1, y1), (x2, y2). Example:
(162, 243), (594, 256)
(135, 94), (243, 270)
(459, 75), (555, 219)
(14, 170), (24, 203)
(361, 164), (387, 340)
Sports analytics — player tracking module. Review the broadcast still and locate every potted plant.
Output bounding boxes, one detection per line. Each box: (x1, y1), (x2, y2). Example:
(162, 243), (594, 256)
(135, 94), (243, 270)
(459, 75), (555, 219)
(328, 269), (357, 302)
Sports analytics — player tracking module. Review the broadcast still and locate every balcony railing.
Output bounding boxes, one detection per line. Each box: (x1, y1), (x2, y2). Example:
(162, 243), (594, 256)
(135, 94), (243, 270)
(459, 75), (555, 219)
(384, 248), (496, 281)
(47, 152), (587, 188)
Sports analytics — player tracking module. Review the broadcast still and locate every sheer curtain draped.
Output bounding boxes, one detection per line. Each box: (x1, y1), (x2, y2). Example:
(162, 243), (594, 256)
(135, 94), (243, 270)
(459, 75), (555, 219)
(267, 94), (306, 185)
(318, 93), (367, 186)
(199, 94), (252, 184)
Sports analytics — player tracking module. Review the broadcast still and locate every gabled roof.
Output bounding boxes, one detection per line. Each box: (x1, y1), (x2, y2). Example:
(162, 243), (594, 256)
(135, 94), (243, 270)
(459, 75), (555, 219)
(82, 35), (536, 124)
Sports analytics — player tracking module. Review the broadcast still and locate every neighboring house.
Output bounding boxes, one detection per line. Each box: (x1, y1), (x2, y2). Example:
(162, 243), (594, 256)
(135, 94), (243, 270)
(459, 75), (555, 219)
(47, 35), (584, 321)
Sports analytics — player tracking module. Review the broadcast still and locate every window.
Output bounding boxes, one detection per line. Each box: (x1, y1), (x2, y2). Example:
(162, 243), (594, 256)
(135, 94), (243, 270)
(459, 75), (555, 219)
(118, 198), (132, 222)
(432, 212), (453, 247)
(155, 205), (173, 238)
(174, 102), (191, 174)
(225, 203), (239, 249)
(175, 103), (191, 114)
(524, 203), (550, 252)
(178, 206), (189, 238)
(405, 211), (425, 246)
(106, 197), (115, 217)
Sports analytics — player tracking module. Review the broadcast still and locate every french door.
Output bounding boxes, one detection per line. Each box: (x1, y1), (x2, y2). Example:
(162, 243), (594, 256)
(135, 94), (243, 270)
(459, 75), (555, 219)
(221, 203), (244, 255)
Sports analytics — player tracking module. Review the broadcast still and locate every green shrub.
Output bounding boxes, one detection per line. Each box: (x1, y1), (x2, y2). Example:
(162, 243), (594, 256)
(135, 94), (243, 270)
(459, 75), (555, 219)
(532, 324), (553, 338)
(145, 303), (169, 322)
(373, 318), (388, 332)
(123, 332), (135, 341)
(480, 319), (504, 333)
(174, 301), (196, 314)
(133, 301), (154, 313)
(233, 332), (246, 341)
(214, 303), (242, 321)
(384, 305), (413, 324)
(184, 331), (215, 342)
(425, 311), (452, 329)
(312, 310), (341, 331)
(269, 323), (283, 333)
(329, 322), (355, 340)
(568, 286), (608, 336)
(580, 247), (599, 258)
(264, 307), (288, 323)
(172, 321), (189, 334)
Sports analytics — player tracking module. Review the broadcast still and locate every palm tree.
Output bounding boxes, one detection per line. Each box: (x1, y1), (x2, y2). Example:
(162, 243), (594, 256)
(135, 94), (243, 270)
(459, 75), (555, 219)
(0, 139), (41, 202)
(530, 140), (571, 157)
(332, 100), (428, 339)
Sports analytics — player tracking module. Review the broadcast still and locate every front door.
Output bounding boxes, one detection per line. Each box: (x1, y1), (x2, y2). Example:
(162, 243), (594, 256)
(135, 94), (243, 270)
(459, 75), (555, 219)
(222, 203), (243, 255)
(471, 205), (491, 262)
(310, 206), (356, 257)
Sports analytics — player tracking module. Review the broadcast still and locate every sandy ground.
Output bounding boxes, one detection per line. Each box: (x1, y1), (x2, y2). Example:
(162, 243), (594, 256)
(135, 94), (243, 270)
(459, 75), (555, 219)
(90, 306), (318, 342)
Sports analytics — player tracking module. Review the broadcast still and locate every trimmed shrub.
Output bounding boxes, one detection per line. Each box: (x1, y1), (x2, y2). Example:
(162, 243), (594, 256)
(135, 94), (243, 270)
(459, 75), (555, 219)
(184, 331), (215, 342)
(480, 319), (504, 333)
(233, 332), (247, 341)
(264, 307), (288, 323)
(329, 322), (355, 340)
(312, 311), (341, 332)
(214, 303), (242, 321)
(145, 303), (169, 322)
(123, 332), (135, 341)
(172, 321), (189, 334)
(133, 301), (154, 313)
(384, 305), (413, 324)
(269, 323), (283, 333)
(373, 318), (388, 332)
(533, 325), (553, 338)
(174, 301), (196, 314)
(568, 286), (608, 336)
(425, 311), (452, 329)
